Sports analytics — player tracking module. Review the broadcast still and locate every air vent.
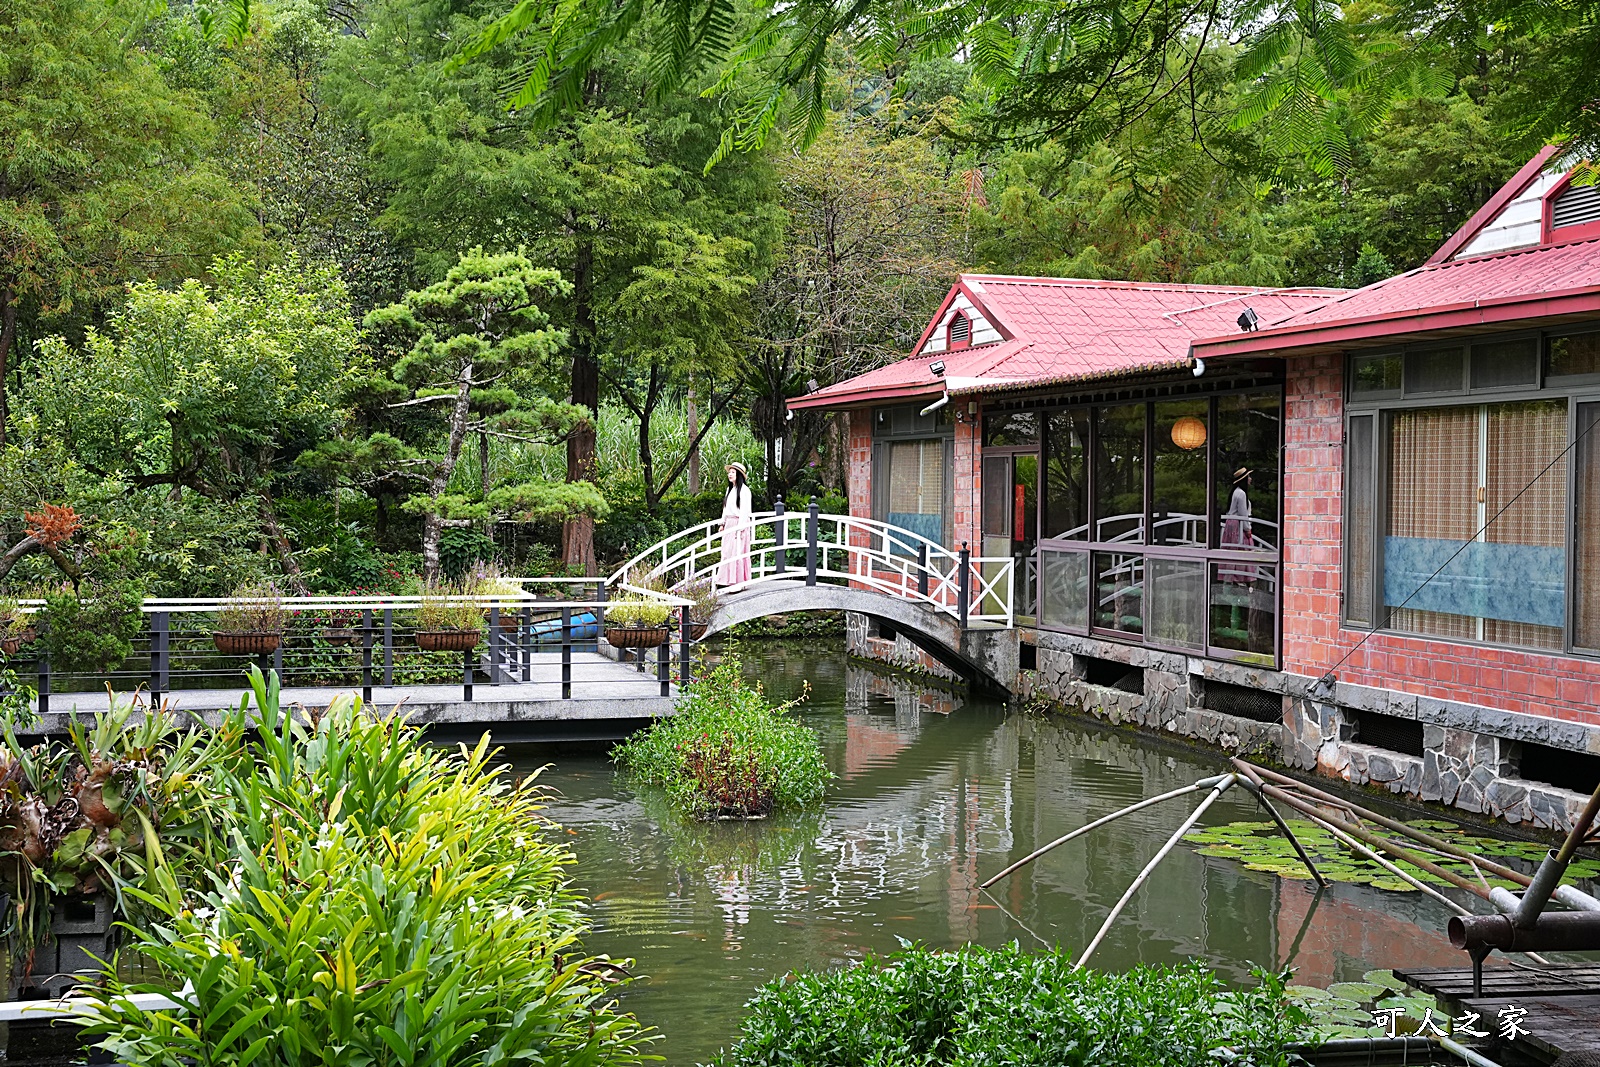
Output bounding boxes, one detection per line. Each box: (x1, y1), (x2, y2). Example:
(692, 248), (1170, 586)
(1354, 710), (1424, 758)
(1518, 741), (1600, 795)
(1553, 182), (1600, 230)
(1203, 681), (1282, 724)
(949, 313), (971, 347)
(1077, 654), (1143, 694)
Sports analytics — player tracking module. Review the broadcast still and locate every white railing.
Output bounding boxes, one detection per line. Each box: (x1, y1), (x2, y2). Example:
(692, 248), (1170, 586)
(1052, 512), (1280, 552)
(611, 511), (1016, 628)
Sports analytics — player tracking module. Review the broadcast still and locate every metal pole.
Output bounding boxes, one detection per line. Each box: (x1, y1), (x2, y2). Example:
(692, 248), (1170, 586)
(272, 637), (283, 684)
(657, 637), (669, 697)
(150, 611), (169, 707)
(521, 606), (531, 683)
(775, 500), (787, 574)
(37, 651), (49, 717)
(981, 777), (1225, 888)
(958, 543), (971, 628)
(382, 607), (393, 686)
(463, 647), (473, 702)
(489, 606), (501, 685)
(1076, 775), (1237, 969)
(679, 605), (692, 686)
(362, 609), (373, 704)
(806, 497), (818, 586)
(561, 607), (572, 699)
(918, 543), (928, 597)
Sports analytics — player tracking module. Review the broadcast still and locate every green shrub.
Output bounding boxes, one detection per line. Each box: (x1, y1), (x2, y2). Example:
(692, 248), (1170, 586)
(717, 942), (1311, 1067)
(415, 578), (486, 632)
(212, 580), (286, 633)
(605, 598), (672, 628)
(82, 669), (655, 1066)
(612, 655), (831, 819)
(37, 579), (145, 674)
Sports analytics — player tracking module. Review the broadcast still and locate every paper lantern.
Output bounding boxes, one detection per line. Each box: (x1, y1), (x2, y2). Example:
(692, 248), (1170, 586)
(1171, 415), (1207, 451)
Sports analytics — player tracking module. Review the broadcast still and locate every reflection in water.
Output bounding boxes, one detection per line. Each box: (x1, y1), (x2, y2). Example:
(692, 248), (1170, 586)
(517, 640), (1468, 1066)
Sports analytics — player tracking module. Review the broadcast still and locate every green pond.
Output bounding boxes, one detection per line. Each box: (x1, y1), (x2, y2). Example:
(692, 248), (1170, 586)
(511, 638), (1519, 1066)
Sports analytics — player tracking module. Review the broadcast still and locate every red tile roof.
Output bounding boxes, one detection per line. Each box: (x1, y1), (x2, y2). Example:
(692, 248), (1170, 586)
(1191, 237), (1600, 358)
(789, 276), (1346, 409)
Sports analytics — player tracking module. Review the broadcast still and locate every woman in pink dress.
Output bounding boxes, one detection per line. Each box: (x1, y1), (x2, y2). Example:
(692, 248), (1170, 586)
(716, 462), (754, 587)
(1219, 467), (1258, 583)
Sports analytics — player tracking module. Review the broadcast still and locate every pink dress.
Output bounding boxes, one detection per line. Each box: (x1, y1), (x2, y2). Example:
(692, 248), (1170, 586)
(1218, 486), (1259, 583)
(716, 485), (753, 586)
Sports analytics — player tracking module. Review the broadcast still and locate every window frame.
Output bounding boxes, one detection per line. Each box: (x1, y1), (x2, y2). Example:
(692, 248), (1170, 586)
(1344, 325), (1600, 659)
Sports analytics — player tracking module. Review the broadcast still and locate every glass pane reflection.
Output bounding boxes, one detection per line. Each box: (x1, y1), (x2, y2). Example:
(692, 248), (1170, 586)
(1040, 550), (1089, 631)
(1147, 558), (1205, 651)
(1094, 552), (1143, 635)
(1210, 562), (1276, 663)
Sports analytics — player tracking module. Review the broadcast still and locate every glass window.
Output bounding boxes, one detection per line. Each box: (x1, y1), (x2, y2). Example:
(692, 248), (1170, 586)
(1094, 404), (1146, 543)
(1044, 410), (1090, 539)
(886, 439), (946, 547)
(1094, 552), (1143, 635)
(1211, 562), (1277, 663)
(984, 410), (1039, 447)
(1383, 401), (1567, 650)
(1576, 403), (1600, 651)
(1547, 332), (1600, 379)
(1040, 549), (1089, 632)
(1352, 353), (1402, 396)
(1405, 347), (1465, 394)
(981, 454), (1010, 537)
(1214, 393), (1281, 553)
(1345, 415), (1375, 626)
(1152, 400), (1209, 547)
(1471, 338), (1538, 391)
(1148, 558), (1206, 651)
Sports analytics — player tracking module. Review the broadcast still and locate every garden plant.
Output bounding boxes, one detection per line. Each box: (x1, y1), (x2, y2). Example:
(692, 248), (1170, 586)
(612, 653), (831, 819)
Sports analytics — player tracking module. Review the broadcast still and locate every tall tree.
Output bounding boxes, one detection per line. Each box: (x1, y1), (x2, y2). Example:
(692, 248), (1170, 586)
(0, 0), (256, 443)
(356, 248), (602, 579)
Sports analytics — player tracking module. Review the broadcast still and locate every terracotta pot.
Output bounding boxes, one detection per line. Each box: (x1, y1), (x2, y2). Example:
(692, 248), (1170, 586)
(1, 627), (37, 656)
(495, 612), (521, 630)
(213, 631), (283, 656)
(604, 625), (669, 649)
(690, 623), (709, 641)
(416, 629), (482, 653)
(322, 627), (359, 647)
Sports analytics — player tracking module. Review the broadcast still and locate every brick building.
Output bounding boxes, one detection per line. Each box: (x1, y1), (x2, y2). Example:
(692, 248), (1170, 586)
(790, 147), (1600, 830)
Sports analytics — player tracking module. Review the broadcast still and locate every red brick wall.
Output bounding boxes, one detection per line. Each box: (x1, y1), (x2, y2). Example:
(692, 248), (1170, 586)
(1281, 353), (1600, 726)
(953, 406), (981, 552)
(847, 409), (873, 518)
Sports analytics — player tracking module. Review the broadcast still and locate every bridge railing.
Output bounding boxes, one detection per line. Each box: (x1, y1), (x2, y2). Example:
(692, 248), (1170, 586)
(1, 582), (694, 715)
(611, 502), (1015, 628)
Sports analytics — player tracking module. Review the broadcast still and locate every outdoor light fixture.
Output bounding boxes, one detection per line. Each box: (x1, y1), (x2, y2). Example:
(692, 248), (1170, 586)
(930, 360), (947, 377)
(1237, 307), (1260, 332)
(1171, 415), (1207, 451)
(805, 378), (819, 394)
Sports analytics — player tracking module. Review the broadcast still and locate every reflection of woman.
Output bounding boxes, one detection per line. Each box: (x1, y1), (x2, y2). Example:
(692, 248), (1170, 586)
(1219, 467), (1258, 583)
(716, 462), (754, 587)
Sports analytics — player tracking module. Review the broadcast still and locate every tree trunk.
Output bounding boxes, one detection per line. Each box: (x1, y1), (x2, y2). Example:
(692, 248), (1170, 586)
(639, 361), (661, 513)
(258, 492), (312, 596)
(562, 238), (599, 575)
(479, 424), (491, 536)
(686, 381), (700, 495)
(422, 360), (476, 581)
(0, 285), (16, 449)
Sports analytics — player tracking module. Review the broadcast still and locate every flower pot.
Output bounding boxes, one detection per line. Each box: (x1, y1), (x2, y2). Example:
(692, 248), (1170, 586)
(495, 612), (521, 630)
(322, 627), (359, 646)
(604, 625), (669, 649)
(213, 631), (283, 656)
(416, 629), (482, 653)
(1, 627), (37, 657)
(690, 623), (708, 641)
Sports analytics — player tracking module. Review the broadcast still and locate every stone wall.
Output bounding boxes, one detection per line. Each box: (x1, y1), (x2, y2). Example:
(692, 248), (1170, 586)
(845, 612), (962, 684)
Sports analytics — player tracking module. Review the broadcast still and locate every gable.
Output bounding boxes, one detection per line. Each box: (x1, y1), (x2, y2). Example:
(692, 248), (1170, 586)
(1452, 170), (1566, 260)
(919, 291), (1003, 353)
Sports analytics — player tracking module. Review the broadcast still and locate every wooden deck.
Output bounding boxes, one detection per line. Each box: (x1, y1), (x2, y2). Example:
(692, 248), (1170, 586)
(1396, 963), (1600, 1065)
(1395, 963), (1600, 1000)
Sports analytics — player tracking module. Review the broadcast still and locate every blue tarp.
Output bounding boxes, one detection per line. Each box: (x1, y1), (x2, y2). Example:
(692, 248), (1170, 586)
(1383, 537), (1565, 629)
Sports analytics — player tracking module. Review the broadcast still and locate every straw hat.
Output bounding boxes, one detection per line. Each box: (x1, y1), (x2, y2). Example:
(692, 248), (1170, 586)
(726, 462), (748, 477)
(1233, 467), (1253, 484)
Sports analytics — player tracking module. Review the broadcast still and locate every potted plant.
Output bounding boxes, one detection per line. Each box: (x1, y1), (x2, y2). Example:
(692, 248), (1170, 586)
(671, 579), (720, 641)
(212, 582), (286, 656)
(0, 596), (37, 657)
(414, 580), (484, 652)
(474, 564), (524, 630)
(319, 602), (361, 646)
(603, 598), (672, 649)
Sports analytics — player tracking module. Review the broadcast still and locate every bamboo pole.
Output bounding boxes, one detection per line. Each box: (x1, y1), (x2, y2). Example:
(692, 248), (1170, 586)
(980, 775), (1229, 889)
(1231, 761), (1328, 887)
(1076, 775), (1237, 969)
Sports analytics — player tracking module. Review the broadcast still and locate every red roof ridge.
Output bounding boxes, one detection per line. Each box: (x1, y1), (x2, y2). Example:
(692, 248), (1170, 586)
(962, 273), (1339, 296)
(1426, 145), (1563, 266)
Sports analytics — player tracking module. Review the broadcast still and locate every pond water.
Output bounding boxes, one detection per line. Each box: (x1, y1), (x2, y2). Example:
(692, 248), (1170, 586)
(514, 639), (1486, 1067)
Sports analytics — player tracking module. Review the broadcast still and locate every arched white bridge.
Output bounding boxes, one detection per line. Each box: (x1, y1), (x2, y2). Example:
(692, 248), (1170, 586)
(608, 509), (1018, 690)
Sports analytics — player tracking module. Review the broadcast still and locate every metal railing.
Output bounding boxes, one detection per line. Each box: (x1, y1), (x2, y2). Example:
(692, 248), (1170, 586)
(3, 582), (694, 713)
(613, 501), (1016, 628)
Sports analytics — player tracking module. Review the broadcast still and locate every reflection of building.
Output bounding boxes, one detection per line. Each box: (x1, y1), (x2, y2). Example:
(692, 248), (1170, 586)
(791, 150), (1600, 832)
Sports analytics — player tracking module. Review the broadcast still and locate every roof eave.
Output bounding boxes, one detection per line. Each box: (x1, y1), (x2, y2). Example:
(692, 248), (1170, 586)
(786, 382), (943, 411)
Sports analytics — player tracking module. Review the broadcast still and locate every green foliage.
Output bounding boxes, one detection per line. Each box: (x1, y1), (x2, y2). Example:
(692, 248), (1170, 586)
(438, 528), (498, 582)
(1288, 970), (1448, 1040)
(416, 579), (488, 633)
(613, 655), (830, 818)
(1184, 817), (1600, 891)
(604, 599), (673, 629)
(717, 942), (1310, 1066)
(80, 669), (655, 1066)
(37, 580), (146, 675)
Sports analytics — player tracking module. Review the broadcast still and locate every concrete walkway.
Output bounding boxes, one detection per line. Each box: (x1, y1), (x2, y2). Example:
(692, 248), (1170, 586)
(28, 650), (676, 741)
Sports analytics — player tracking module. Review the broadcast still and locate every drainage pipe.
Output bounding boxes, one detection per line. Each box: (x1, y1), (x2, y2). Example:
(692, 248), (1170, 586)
(1512, 781), (1600, 928)
(1450, 910), (1600, 954)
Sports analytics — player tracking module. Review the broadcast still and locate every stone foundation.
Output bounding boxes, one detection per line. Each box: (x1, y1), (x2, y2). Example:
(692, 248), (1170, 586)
(1027, 630), (1599, 833)
(845, 612), (962, 684)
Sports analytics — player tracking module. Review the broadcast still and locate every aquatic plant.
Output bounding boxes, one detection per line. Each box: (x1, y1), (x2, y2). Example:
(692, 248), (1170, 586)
(612, 655), (831, 819)
(1185, 817), (1600, 892)
(82, 668), (654, 1066)
(1287, 969), (1443, 1040)
(715, 941), (1311, 1066)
